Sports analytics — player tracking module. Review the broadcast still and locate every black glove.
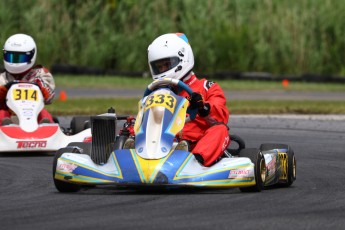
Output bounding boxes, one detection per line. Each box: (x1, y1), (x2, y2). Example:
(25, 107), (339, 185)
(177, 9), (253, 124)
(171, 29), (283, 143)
(0, 85), (8, 108)
(189, 92), (210, 117)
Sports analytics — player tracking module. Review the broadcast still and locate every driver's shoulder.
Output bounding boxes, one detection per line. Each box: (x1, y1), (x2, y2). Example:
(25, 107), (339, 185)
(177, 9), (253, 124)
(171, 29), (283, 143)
(0, 71), (10, 84)
(0, 71), (6, 78)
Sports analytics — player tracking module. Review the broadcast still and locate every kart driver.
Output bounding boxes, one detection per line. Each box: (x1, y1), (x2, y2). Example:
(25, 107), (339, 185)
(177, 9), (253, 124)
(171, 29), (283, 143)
(147, 33), (230, 166)
(0, 33), (55, 125)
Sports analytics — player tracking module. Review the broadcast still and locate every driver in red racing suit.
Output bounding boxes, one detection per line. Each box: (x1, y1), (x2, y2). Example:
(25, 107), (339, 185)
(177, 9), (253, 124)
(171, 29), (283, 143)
(0, 34), (55, 125)
(147, 33), (230, 166)
(178, 74), (230, 166)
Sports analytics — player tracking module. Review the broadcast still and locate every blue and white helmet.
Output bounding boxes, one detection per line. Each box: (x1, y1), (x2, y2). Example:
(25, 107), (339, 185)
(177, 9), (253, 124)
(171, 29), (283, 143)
(147, 33), (194, 80)
(3, 34), (37, 74)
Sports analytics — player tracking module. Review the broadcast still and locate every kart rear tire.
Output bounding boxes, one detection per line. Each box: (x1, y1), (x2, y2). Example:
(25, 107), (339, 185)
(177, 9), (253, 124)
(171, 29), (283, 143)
(53, 147), (82, 193)
(283, 147), (296, 187)
(70, 116), (90, 134)
(113, 135), (128, 150)
(239, 148), (266, 192)
(260, 143), (288, 151)
(260, 143), (296, 187)
(227, 134), (246, 156)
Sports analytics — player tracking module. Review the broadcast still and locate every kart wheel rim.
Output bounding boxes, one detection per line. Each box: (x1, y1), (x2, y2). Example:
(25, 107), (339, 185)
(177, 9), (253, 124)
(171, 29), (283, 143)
(260, 158), (266, 182)
(292, 156), (297, 179)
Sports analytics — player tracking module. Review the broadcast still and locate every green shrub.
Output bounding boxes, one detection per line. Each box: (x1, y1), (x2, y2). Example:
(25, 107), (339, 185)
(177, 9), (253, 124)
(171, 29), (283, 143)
(1, 0), (345, 76)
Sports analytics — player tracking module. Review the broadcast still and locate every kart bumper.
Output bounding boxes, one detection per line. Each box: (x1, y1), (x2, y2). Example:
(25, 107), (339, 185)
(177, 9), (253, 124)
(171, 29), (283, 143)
(55, 149), (256, 188)
(0, 125), (91, 152)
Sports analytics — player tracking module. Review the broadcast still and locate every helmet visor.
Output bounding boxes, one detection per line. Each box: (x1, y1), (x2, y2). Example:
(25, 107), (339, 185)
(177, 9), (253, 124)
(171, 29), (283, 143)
(150, 57), (180, 75)
(3, 49), (35, 63)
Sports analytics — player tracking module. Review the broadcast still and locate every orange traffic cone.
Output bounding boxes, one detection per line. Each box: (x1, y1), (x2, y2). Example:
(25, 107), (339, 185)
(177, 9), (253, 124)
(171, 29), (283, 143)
(59, 90), (67, 101)
(282, 79), (289, 88)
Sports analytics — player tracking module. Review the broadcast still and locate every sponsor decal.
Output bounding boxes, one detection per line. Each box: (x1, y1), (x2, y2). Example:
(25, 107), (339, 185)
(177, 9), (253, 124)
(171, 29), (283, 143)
(228, 168), (254, 178)
(57, 162), (77, 173)
(222, 135), (230, 151)
(204, 81), (215, 90)
(176, 116), (182, 126)
(83, 136), (92, 142)
(18, 84), (33, 88)
(266, 154), (277, 175)
(23, 110), (34, 116)
(16, 140), (47, 149)
(187, 77), (197, 86)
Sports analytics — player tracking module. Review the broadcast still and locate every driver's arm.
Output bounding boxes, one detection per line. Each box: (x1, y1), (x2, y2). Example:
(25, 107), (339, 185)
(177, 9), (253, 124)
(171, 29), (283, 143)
(31, 68), (55, 104)
(196, 82), (229, 127)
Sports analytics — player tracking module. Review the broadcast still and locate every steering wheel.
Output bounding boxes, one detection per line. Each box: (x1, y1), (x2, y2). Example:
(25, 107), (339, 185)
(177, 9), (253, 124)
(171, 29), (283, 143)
(143, 78), (197, 120)
(143, 78), (193, 97)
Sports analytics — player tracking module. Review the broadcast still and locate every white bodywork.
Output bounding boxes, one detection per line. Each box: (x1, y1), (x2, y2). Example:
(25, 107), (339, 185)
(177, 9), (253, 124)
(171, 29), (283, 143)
(0, 83), (91, 152)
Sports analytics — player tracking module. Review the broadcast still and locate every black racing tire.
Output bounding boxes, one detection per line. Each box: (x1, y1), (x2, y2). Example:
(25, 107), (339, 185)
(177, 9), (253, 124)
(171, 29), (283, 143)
(239, 148), (266, 192)
(260, 143), (296, 187)
(67, 142), (92, 156)
(53, 147), (82, 193)
(113, 135), (128, 150)
(53, 116), (60, 124)
(260, 143), (288, 151)
(70, 116), (90, 134)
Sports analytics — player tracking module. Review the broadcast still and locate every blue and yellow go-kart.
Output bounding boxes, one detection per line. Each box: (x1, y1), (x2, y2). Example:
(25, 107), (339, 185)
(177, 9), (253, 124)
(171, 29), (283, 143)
(53, 78), (296, 193)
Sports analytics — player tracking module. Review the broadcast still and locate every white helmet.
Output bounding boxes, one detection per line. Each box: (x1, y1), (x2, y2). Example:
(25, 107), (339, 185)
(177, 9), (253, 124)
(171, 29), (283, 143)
(3, 34), (37, 74)
(147, 33), (194, 80)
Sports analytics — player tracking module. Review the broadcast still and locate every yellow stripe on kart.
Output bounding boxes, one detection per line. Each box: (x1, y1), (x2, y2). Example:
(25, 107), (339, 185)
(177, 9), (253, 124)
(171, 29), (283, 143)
(167, 99), (189, 135)
(130, 148), (174, 183)
(55, 172), (114, 184)
(181, 178), (256, 187)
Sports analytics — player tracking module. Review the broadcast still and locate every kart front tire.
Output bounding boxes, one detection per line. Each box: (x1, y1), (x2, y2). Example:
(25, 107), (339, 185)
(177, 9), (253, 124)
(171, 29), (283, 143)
(67, 142), (92, 156)
(239, 148), (266, 192)
(53, 147), (81, 193)
(70, 116), (90, 134)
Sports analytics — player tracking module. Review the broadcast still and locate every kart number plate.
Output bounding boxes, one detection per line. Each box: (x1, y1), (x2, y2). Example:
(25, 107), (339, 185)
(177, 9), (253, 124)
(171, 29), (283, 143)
(144, 93), (176, 113)
(12, 89), (39, 101)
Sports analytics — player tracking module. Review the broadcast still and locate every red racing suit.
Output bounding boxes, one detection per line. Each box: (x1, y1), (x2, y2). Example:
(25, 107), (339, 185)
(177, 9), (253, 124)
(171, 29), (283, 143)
(0, 65), (55, 124)
(178, 74), (230, 166)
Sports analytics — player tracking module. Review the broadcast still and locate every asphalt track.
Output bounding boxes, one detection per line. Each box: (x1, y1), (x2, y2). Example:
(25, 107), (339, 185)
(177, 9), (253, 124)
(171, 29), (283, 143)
(1, 115), (345, 230)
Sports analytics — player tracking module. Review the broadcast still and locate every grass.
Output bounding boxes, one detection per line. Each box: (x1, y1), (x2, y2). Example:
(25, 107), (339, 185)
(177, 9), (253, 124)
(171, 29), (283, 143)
(55, 75), (152, 90)
(48, 98), (345, 116)
(55, 75), (345, 92)
(229, 100), (345, 115)
(49, 75), (345, 115)
(49, 98), (139, 116)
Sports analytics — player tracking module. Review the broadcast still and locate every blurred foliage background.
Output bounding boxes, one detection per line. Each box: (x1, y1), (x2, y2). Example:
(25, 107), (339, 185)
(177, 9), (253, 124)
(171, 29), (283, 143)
(1, 0), (345, 76)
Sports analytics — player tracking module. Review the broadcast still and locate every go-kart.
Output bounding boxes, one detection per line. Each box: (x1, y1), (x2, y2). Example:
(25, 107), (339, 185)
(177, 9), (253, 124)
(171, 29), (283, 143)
(0, 82), (91, 152)
(53, 78), (296, 192)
